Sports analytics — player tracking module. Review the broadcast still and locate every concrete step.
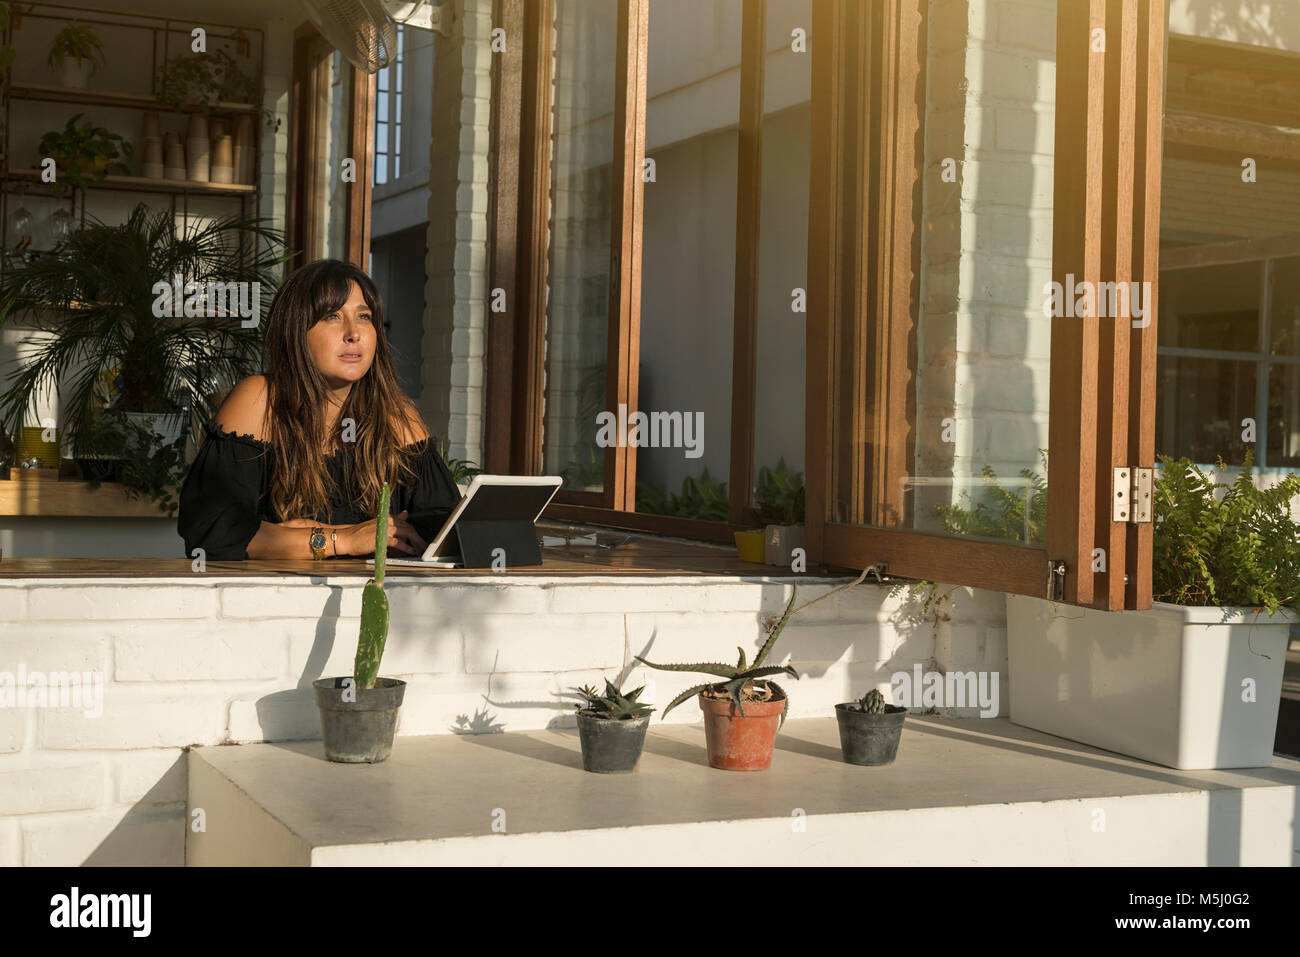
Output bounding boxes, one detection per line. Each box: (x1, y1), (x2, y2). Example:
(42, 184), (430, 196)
(187, 716), (1300, 866)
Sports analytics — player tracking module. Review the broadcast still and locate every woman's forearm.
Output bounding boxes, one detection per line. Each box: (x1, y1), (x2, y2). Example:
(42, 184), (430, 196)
(246, 520), (346, 559)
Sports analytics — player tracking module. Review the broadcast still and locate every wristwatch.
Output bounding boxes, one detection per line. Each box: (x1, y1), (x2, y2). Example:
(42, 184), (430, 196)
(309, 526), (328, 560)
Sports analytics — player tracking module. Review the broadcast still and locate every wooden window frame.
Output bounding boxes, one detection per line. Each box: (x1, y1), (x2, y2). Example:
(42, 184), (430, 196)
(288, 23), (376, 272)
(488, 0), (1171, 600)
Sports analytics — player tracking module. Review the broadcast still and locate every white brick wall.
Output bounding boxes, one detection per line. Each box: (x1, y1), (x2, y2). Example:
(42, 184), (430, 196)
(916, 0), (1056, 535)
(0, 573), (1010, 865)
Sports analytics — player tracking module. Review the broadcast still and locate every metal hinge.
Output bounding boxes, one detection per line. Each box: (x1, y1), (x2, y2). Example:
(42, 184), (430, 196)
(1047, 560), (1066, 601)
(1112, 467), (1153, 524)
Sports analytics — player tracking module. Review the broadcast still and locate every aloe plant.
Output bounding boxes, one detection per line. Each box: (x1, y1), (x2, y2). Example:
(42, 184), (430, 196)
(636, 584), (801, 725)
(353, 483), (391, 689)
(571, 679), (654, 720)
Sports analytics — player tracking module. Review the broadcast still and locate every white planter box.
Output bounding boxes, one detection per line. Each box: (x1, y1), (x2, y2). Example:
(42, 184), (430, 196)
(1007, 594), (1294, 769)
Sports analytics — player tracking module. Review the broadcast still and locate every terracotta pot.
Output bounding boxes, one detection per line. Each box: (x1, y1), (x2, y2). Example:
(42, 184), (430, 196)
(699, 690), (785, 771)
(210, 135), (233, 183)
(185, 114), (209, 141)
(141, 137), (164, 178)
(233, 114), (254, 183)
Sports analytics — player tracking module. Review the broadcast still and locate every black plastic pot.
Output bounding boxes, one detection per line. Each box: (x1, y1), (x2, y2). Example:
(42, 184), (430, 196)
(576, 712), (650, 773)
(835, 702), (906, 766)
(312, 677), (406, 763)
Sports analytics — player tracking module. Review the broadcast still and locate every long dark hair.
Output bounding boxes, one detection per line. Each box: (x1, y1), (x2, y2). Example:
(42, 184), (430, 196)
(261, 259), (421, 522)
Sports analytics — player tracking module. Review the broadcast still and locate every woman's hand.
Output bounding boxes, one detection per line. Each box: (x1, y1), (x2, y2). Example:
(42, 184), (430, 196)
(339, 509), (428, 557)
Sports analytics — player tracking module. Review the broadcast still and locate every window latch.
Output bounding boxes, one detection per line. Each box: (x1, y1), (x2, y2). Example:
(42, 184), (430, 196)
(1112, 467), (1153, 524)
(1047, 560), (1066, 601)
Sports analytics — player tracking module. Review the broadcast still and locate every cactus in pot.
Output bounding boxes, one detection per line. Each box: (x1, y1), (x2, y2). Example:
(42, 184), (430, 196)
(836, 684), (906, 766)
(570, 679), (656, 773)
(313, 483), (406, 763)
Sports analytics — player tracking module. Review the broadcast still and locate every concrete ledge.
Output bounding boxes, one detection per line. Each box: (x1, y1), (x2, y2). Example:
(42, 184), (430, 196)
(187, 716), (1300, 866)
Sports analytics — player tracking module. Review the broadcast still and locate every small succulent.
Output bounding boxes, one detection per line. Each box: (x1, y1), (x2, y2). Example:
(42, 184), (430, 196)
(637, 584), (801, 725)
(572, 679), (654, 720)
(857, 688), (887, 714)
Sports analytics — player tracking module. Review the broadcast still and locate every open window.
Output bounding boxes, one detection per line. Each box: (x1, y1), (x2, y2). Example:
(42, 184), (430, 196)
(488, 0), (1171, 610)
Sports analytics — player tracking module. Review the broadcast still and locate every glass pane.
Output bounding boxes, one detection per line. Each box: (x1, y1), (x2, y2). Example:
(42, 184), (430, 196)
(541, 0), (618, 490)
(832, 3), (1056, 546)
(635, 0), (741, 518)
(1159, 262), (1261, 352)
(1269, 256), (1300, 357)
(1267, 363), (1300, 468)
(314, 50), (351, 261)
(1157, 31), (1300, 469)
(1156, 357), (1255, 465)
(752, 0), (810, 523)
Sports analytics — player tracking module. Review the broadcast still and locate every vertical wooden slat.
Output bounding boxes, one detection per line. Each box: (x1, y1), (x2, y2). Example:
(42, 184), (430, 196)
(727, 0), (765, 524)
(1092, 0), (1138, 610)
(347, 66), (375, 267)
(486, 0), (524, 474)
(511, 0), (556, 474)
(805, 0), (849, 560)
(1047, 0), (1106, 606)
(1126, 0), (1167, 610)
(868, 0), (923, 528)
(606, 0), (648, 511)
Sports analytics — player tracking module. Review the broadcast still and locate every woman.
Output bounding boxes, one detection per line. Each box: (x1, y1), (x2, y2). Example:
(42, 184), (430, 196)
(177, 259), (461, 560)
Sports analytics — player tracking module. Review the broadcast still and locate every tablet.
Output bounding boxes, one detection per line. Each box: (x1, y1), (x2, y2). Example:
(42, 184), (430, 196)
(376, 474), (563, 568)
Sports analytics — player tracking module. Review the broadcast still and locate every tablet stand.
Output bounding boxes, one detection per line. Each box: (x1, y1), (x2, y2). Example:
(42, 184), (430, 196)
(454, 518), (543, 569)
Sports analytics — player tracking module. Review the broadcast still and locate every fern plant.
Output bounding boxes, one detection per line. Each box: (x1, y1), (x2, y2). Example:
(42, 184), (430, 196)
(635, 467), (729, 521)
(934, 451), (1048, 545)
(435, 438), (483, 484)
(571, 679), (654, 720)
(636, 585), (801, 725)
(1153, 451), (1300, 613)
(751, 457), (805, 526)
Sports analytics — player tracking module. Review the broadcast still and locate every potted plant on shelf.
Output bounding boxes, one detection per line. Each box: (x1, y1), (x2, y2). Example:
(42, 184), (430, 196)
(570, 679), (655, 773)
(1006, 451), (1300, 770)
(313, 484), (407, 763)
(637, 586), (800, 771)
(0, 203), (289, 514)
(835, 688), (907, 766)
(35, 114), (133, 197)
(155, 49), (275, 129)
(47, 23), (106, 89)
(752, 457), (805, 566)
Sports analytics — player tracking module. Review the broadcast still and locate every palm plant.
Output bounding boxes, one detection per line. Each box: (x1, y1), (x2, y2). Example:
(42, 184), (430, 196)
(636, 584), (801, 725)
(0, 202), (291, 450)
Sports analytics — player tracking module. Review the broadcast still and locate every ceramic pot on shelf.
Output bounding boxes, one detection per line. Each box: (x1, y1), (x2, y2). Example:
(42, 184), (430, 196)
(141, 138), (164, 179)
(185, 114), (209, 182)
(164, 139), (186, 181)
(210, 135), (233, 184)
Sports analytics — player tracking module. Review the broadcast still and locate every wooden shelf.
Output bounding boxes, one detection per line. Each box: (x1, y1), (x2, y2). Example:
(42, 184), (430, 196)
(0, 478), (178, 518)
(3, 167), (255, 196)
(7, 82), (260, 117)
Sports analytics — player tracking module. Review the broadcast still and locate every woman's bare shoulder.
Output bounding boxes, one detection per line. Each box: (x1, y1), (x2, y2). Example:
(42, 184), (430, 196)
(214, 375), (269, 441)
(396, 399), (431, 446)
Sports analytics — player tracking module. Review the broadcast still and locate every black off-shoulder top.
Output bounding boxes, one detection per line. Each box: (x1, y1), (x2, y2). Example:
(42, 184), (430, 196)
(176, 420), (462, 560)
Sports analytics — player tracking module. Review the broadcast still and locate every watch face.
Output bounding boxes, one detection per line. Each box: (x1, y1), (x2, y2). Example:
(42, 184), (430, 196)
(311, 533), (326, 549)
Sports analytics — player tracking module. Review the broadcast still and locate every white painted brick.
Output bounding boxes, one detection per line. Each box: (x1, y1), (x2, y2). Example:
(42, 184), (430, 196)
(21, 805), (184, 866)
(114, 621), (286, 682)
(0, 587), (26, 621)
(0, 708), (26, 753)
(0, 761), (104, 815)
(996, 0), (1056, 53)
(40, 692), (227, 750)
(227, 688), (320, 743)
(0, 817), (18, 866)
(220, 584), (362, 619)
(394, 582), (550, 616)
(396, 670), (612, 735)
(0, 628), (108, 673)
(27, 586), (216, 621)
(113, 749), (187, 805)
(285, 615), (461, 681)
(463, 613), (625, 673)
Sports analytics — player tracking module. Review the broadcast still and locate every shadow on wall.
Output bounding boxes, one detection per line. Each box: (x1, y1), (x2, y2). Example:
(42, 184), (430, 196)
(1182, 0), (1298, 47)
